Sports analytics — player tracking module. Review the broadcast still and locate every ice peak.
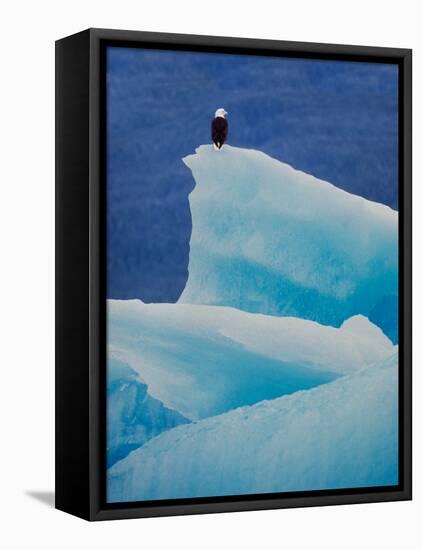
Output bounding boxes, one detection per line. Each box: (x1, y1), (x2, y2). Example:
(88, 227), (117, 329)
(180, 145), (398, 342)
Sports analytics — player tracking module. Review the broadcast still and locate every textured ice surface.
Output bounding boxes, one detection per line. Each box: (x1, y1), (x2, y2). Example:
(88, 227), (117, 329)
(108, 300), (394, 421)
(180, 145), (398, 342)
(108, 350), (398, 502)
(107, 357), (189, 467)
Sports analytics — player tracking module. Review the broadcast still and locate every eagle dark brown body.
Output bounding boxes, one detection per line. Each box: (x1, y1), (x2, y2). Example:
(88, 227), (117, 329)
(211, 114), (228, 149)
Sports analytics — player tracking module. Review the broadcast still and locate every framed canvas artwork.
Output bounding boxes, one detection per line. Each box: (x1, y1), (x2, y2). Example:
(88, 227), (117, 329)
(55, 28), (412, 520)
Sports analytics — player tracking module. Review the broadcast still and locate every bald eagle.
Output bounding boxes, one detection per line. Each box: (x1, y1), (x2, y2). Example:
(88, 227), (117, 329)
(211, 108), (228, 150)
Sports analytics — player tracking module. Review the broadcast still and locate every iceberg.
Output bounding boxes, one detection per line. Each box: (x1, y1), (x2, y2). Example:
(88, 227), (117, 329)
(107, 356), (189, 467)
(108, 350), (398, 502)
(108, 299), (394, 421)
(106, 145), (399, 501)
(180, 145), (398, 342)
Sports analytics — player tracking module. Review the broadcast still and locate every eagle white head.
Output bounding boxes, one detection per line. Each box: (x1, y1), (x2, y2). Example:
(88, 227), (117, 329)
(215, 108), (228, 118)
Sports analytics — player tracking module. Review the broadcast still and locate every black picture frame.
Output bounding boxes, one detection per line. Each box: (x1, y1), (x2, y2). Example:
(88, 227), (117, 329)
(55, 28), (412, 521)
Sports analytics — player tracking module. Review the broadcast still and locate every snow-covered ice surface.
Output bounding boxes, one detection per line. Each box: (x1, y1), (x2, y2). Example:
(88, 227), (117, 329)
(180, 145), (398, 342)
(107, 357), (189, 467)
(108, 299), (394, 421)
(108, 350), (398, 502)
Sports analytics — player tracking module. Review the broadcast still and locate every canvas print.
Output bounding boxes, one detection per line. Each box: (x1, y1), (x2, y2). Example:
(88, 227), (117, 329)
(105, 46), (399, 503)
